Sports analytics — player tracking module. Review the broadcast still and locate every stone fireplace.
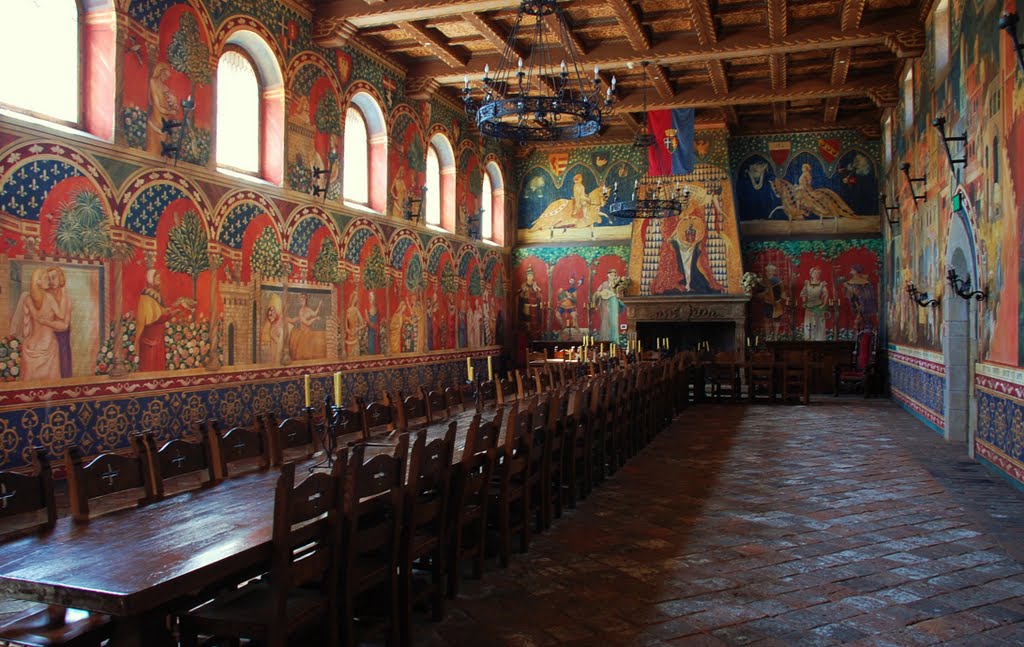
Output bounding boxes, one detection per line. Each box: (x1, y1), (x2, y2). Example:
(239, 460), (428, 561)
(621, 294), (750, 359)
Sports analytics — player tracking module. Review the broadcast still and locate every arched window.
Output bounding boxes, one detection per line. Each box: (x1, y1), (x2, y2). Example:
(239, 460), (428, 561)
(343, 107), (369, 205)
(425, 144), (441, 227)
(426, 133), (455, 231)
(482, 161), (505, 245)
(216, 50), (260, 174)
(480, 174), (493, 240)
(215, 30), (284, 184)
(0, 0), (79, 124)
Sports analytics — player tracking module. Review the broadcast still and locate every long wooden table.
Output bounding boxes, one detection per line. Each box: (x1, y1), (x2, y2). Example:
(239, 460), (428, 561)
(0, 406), (496, 647)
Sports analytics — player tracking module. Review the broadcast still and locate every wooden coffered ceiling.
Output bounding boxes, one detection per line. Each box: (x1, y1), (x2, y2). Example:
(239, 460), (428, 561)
(312, 0), (927, 138)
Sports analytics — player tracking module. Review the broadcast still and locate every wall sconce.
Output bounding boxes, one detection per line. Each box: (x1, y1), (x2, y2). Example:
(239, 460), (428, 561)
(906, 282), (940, 308)
(159, 96), (195, 163)
(466, 207), (483, 239)
(878, 193), (901, 233)
(900, 162), (927, 204)
(946, 267), (987, 301)
(932, 116), (967, 172)
(1000, 12), (1024, 76)
(310, 149), (337, 200)
(402, 186), (427, 224)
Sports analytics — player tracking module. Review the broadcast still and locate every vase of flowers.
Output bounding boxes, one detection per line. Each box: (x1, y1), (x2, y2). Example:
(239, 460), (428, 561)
(741, 272), (761, 294)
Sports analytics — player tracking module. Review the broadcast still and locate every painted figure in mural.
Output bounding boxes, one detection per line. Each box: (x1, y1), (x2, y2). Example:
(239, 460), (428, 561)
(555, 275), (580, 330)
(148, 63), (179, 157)
(467, 298), (480, 350)
(261, 293), (285, 364)
(843, 265), (877, 331)
(288, 294), (327, 360)
(529, 182), (610, 231)
(344, 292), (366, 358)
(135, 269), (184, 372)
(481, 293), (494, 346)
(10, 268), (62, 382)
(591, 268), (625, 344)
(755, 264), (789, 338)
(518, 266), (543, 336)
(46, 268), (72, 377)
(771, 166), (861, 221)
(391, 173), (408, 220)
(650, 214), (723, 295)
(366, 291), (381, 354)
(425, 291), (437, 351)
(800, 266), (830, 341)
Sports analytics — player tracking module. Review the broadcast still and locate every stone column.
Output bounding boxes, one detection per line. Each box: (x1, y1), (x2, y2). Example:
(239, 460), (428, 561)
(204, 252), (223, 371)
(107, 242), (134, 378)
(280, 256), (292, 366)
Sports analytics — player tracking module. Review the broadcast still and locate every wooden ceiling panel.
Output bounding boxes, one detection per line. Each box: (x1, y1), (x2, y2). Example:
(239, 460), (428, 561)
(315, 0), (921, 132)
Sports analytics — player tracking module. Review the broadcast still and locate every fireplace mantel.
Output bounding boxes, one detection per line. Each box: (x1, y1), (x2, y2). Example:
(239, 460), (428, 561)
(622, 294), (751, 359)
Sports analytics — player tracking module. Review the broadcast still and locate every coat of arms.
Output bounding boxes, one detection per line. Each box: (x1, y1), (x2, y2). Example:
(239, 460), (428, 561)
(663, 128), (678, 153)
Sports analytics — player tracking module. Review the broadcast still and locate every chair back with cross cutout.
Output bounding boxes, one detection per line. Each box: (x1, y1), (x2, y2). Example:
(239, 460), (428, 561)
(66, 443), (153, 523)
(0, 447), (57, 541)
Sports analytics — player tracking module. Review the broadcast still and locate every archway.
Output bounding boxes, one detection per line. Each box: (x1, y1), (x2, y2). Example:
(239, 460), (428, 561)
(943, 193), (978, 452)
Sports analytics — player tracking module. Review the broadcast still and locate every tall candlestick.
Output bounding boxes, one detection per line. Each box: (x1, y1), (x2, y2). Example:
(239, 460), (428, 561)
(466, 357), (472, 380)
(304, 374), (311, 408)
(468, 365), (474, 382)
(487, 356), (493, 381)
(334, 371), (342, 406)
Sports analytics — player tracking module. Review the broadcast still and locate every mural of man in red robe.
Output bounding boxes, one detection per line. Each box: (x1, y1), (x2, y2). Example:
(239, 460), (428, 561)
(135, 269), (183, 372)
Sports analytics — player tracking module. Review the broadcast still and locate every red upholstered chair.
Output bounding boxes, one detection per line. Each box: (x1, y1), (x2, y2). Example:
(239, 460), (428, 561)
(834, 330), (878, 397)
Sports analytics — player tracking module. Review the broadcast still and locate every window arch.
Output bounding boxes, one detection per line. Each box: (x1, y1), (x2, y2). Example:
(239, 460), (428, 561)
(425, 133), (455, 231)
(0, 0), (80, 124)
(344, 92), (387, 212)
(215, 30), (283, 184)
(482, 161), (505, 245)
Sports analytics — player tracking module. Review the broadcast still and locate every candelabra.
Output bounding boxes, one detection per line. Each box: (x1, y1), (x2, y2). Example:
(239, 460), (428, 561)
(906, 282), (940, 308)
(946, 267), (986, 301)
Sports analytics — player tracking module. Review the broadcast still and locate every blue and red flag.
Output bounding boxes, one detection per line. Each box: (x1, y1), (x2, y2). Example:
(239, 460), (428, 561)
(647, 108), (695, 177)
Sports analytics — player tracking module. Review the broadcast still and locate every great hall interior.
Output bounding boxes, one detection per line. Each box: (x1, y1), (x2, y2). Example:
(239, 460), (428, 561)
(1, 0), (1024, 645)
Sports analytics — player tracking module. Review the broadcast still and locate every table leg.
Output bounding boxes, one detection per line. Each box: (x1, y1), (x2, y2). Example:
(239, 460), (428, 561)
(109, 612), (176, 647)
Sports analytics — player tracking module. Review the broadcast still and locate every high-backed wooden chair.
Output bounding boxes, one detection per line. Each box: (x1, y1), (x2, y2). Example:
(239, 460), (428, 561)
(488, 404), (531, 568)
(496, 375), (518, 406)
(544, 389), (568, 527)
(209, 418), (271, 479)
(444, 383), (477, 416)
(341, 438), (408, 647)
(396, 390), (431, 432)
(515, 370), (535, 400)
(707, 351), (741, 401)
(532, 367), (552, 394)
(0, 449), (113, 647)
(447, 409), (501, 597)
(360, 397), (398, 439)
(477, 379), (498, 410)
(400, 423), (456, 646)
(424, 388), (450, 424)
(835, 330), (879, 397)
(264, 413), (315, 465)
(325, 403), (364, 448)
(138, 431), (215, 500)
(65, 443), (153, 523)
(782, 349), (810, 405)
(747, 349), (777, 402)
(179, 459), (344, 647)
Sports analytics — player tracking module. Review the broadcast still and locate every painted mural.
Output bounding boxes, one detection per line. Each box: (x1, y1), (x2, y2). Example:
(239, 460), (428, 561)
(0, 0), (508, 471)
(511, 246), (630, 344)
(742, 239), (883, 341)
(731, 131), (882, 235)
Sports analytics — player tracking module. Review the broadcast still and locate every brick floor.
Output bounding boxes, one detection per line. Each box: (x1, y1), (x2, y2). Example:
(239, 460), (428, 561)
(411, 399), (1024, 646)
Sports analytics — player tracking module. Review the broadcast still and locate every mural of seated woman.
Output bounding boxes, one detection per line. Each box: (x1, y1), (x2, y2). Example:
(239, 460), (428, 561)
(649, 213), (724, 295)
(287, 293), (327, 360)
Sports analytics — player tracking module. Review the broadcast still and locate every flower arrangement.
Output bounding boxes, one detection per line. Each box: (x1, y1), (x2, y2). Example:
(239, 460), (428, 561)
(122, 106), (148, 150)
(95, 314), (139, 375)
(741, 272), (761, 294)
(0, 335), (22, 381)
(165, 318), (212, 370)
(611, 275), (630, 295)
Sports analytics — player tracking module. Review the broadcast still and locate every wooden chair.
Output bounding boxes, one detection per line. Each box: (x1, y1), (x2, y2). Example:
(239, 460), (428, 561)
(396, 390), (431, 432)
(515, 370), (535, 400)
(400, 424), (456, 647)
(209, 418), (271, 479)
(325, 402), (365, 448)
(707, 352), (741, 401)
(564, 386), (591, 508)
(747, 350), (777, 402)
(543, 389), (568, 528)
(488, 404), (531, 568)
(477, 379), (498, 410)
(264, 413), (315, 466)
(782, 349), (810, 405)
(424, 388), (449, 424)
(341, 437), (408, 647)
(532, 367), (552, 394)
(496, 375), (518, 406)
(835, 330), (879, 397)
(179, 459), (343, 647)
(137, 431), (215, 500)
(447, 409), (501, 597)
(360, 397), (398, 439)
(444, 383), (477, 416)
(0, 453), (113, 647)
(65, 443), (153, 523)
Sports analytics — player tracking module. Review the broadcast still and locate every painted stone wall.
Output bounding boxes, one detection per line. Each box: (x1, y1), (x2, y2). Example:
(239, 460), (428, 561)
(0, 0), (509, 470)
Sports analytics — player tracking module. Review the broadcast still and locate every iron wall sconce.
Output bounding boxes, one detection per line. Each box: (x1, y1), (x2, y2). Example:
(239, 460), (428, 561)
(310, 149), (337, 200)
(900, 162), (927, 204)
(946, 267), (987, 301)
(1000, 12), (1024, 76)
(159, 96), (195, 163)
(466, 207), (484, 239)
(879, 193), (901, 232)
(932, 116), (967, 171)
(402, 186), (427, 224)
(906, 282), (940, 308)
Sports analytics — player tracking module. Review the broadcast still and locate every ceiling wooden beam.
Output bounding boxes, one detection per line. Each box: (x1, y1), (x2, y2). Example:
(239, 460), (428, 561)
(610, 74), (895, 111)
(840, 0), (868, 31)
(767, 0), (788, 40)
(544, 12), (587, 56)
(707, 60), (729, 96)
(647, 63), (673, 100)
(681, 0), (717, 46)
(721, 106), (738, 128)
(396, 20), (467, 68)
(319, 0), (523, 27)
(829, 47), (852, 85)
(769, 54), (787, 90)
(772, 101), (787, 127)
(607, 0), (650, 51)
(312, 17), (358, 48)
(460, 12), (524, 61)
(823, 97), (840, 123)
(407, 13), (920, 83)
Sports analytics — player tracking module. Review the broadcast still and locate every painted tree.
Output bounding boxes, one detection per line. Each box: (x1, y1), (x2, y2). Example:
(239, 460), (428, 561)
(439, 263), (456, 295)
(166, 12), (211, 94)
(311, 240), (342, 283)
(251, 227), (284, 279)
(406, 135), (425, 173)
(362, 245), (387, 290)
(165, 210), (210, 303)
(405, 254), (425, 291)
(468, 266), (483, 297)
(314, 93), (343, 137)
(53, 190), (112, 259)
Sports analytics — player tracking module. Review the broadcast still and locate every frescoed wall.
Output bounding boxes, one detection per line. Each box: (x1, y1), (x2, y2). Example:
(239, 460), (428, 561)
(0, 0), (509, 471)
(742, 239), (883, 341)
(731, 130), (882, 236)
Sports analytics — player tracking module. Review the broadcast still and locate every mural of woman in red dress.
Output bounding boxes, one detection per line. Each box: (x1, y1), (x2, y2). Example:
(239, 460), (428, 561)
(135, 269), (185, 372)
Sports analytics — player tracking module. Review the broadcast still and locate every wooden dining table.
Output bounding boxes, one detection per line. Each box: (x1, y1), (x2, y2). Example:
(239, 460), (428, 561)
(0, 405), (500, 647)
